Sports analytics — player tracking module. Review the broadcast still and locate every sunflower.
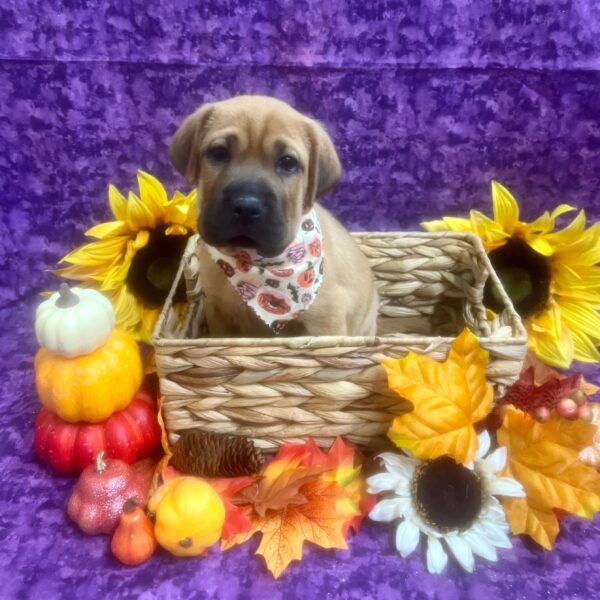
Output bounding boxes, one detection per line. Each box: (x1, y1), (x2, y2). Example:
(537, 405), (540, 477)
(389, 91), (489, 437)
(367, 431), (524, 574)
(422, 181), (600, 368)
(55, 171), (196, 343)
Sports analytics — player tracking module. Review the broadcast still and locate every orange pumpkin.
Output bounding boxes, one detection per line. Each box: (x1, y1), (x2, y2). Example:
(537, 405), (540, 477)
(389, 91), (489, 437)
(111, 500), (157, 566)
(35, 329), (142, 423)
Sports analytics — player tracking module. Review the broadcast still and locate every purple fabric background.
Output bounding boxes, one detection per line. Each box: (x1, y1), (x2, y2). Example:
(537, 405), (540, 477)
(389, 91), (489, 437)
(1, 1), (600, 598)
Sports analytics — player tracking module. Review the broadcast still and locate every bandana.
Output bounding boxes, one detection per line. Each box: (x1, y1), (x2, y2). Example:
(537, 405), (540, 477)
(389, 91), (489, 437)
(206, 209), (324, 333)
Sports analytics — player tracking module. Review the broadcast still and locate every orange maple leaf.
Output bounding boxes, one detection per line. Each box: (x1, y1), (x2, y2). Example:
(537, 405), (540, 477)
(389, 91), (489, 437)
(299, 437), (374, 534)
(238, 443), (328, 516)
(222, 479), (349, 578)
(497, 406), (600, 549)
(382, 328), (493, 464)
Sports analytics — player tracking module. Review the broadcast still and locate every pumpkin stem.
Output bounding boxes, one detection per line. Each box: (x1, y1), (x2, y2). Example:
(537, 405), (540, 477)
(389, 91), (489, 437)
(56, 283), (80, 308)
(123, 498), (139, 514)
(95, 450), (107, 473)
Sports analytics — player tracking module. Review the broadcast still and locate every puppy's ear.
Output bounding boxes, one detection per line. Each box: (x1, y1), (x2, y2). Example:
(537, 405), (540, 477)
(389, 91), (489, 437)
(168, 103), (215, 184)
(304, 119), (342, 209)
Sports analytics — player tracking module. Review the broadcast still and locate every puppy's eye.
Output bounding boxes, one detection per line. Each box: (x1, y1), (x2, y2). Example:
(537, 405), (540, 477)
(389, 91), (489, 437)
(206, 146), (230, 164)
(277, 155), (300, 174)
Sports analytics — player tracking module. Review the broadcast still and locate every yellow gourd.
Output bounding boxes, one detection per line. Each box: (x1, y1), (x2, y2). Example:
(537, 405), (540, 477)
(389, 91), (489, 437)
(35, 329), (143, 423)
(148, 477), (225, 557)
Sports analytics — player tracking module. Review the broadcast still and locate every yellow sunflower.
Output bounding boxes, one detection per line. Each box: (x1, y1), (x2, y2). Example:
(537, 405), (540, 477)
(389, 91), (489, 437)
(422, 181), (600, 368)
(55, 171), (196, 343)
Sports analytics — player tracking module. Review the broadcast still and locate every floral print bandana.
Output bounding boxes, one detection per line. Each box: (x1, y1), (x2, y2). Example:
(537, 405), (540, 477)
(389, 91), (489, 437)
(206, 209), (324, 333)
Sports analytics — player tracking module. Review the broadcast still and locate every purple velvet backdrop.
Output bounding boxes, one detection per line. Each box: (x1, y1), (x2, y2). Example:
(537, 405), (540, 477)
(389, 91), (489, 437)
(2, 2), (600, 598)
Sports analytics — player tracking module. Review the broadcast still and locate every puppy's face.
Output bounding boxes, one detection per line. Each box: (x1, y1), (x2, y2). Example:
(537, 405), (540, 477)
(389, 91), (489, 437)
(169, 96), (341, 257)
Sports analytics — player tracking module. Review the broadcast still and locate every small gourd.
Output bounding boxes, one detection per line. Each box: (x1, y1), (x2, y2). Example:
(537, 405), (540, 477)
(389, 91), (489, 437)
(67, 451), (148, 535)
(111, 500), (157, 566)
(36, 284), (115, 357)
(147, 477), (225, 557)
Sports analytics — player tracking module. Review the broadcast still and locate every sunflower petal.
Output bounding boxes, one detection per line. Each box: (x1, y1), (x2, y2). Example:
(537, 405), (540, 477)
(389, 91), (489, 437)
(139, 305), (160, 343)
(134, 229), (150, 249)
(100, 249), (133, 291)
(126, 191), (156, 230)
(559, 301), (600, 339)
(469, 210), (510, 248)
(571, 329), (600, 363)
(491, 181), (519, 232)
(528, 236), (554, 257)
(108, 184), (128, 221)
(59, 237), (128, 266)
(546, 209), (586, 245)
(85, 220), (129, 239)
(421, 216), (473, 233)
(137, 171), (169, 215)
(53, 264), (107, 282)
(529, 301), (561, 340)
(527, 325), (574, 369)
(165, 224), (190, 236)
(113, 285), (140, 332)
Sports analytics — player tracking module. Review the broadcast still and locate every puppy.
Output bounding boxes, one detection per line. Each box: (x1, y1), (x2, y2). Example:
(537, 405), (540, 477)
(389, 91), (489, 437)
(169, 95), (378, 337)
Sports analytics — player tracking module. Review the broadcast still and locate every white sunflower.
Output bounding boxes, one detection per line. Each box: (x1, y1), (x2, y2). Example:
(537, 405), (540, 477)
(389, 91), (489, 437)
(367, 431), (525, 574)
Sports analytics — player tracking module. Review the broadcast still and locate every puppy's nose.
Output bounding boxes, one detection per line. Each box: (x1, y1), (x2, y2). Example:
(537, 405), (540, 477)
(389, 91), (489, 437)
(223, 179), (273, 223)
(230, 195), (265, 222)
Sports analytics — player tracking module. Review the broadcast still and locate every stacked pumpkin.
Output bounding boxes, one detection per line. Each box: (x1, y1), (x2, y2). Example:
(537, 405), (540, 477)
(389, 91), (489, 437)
(34, 284), (161, 475)
(33, 285), (230, 566)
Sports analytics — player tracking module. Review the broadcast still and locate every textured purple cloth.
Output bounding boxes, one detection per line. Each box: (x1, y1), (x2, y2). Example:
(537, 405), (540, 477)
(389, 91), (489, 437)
(2, 2), (600, 598)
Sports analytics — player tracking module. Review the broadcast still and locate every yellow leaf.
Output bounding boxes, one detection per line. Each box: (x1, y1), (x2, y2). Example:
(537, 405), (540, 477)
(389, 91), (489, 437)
(222, 480), (348, 578)
(502, 497), (559, 550)
(382, 329), (493, 465)
(498, 406), (600, 548)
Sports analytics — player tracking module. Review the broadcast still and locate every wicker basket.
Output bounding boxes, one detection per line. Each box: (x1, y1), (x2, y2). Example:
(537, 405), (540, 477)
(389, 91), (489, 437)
(153, 231), (527, 451)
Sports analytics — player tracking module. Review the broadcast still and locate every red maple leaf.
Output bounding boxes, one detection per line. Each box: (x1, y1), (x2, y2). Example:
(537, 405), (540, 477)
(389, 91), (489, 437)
(500, 367), (582, 414)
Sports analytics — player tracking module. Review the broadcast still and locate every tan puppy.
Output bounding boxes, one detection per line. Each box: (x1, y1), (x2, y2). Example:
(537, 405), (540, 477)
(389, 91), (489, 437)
(169, 95), (378, 337)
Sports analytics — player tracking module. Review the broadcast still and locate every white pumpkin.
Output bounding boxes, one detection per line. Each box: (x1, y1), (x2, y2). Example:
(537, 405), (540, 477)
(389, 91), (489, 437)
(35, 284), (115, 357)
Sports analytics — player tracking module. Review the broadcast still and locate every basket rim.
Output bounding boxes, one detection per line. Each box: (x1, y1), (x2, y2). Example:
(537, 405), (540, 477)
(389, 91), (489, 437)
(152, 229), (528, 348)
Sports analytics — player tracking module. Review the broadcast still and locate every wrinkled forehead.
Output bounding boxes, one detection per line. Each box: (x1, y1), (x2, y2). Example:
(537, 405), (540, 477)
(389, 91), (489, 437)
(205, 105), (310, 159)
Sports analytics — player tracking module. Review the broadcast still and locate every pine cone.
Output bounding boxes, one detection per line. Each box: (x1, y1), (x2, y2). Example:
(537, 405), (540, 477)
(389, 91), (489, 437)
(171, 430), (264, 477)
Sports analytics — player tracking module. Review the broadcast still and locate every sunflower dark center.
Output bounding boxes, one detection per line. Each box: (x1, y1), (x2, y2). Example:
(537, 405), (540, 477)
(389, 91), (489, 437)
(412, 456), (482, 532)
(125, 226), (189, 308)
(484, 237), (551, 319)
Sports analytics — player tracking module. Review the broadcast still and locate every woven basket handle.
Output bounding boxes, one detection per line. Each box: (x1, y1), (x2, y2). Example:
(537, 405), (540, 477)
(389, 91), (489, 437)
(182, 235), (203, 303)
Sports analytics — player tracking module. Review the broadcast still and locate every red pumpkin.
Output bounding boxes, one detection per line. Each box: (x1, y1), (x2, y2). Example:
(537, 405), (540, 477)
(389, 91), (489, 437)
(68, 451), (148, 535)
(34, 382), (161, 475)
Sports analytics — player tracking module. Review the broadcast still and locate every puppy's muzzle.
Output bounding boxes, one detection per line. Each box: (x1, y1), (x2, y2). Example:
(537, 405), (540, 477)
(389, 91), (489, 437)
(201, 178), (288, 256)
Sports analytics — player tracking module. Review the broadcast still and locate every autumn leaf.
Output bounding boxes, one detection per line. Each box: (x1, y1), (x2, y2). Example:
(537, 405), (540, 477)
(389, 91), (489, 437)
(209, 476), (255, 540)
(299, 437), (375, 535)
(239, 444), (328, 517)
(523, 351), (599, 397)
(222, 479), (351, 578)
(500, 367), (581, 414)
(382, 328), (493, 464)
(502, 497), (560, 550)
(497, 406), (600, 549)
